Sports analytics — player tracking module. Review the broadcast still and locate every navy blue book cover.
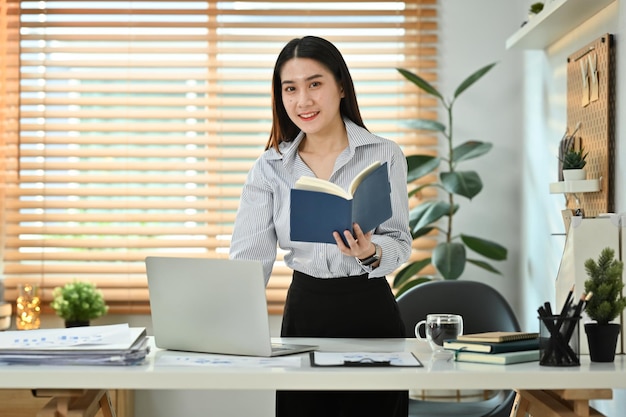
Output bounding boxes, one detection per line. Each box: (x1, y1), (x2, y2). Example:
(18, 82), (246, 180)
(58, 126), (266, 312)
(443, 337), (540, 354)
(290, 162), (392, 244)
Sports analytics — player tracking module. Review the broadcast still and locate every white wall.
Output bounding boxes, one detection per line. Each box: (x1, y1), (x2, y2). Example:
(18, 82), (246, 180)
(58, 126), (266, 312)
(516, 1), (624, 415)
(438, 0), (525, 321)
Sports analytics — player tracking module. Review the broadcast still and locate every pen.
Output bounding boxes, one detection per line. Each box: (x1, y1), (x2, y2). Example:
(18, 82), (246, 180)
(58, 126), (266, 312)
(563, 293), (587, 344)
(559, 285), (574, 318)
(544, 302), (553, 316)
(555, 284), (575, 332)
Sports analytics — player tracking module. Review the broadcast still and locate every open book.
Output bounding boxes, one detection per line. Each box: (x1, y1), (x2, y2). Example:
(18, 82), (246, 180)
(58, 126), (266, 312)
(290, 161), (392, 244)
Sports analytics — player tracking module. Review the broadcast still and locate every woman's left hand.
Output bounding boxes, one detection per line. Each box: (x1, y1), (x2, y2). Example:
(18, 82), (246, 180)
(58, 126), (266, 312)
(333, 223), (375, 259)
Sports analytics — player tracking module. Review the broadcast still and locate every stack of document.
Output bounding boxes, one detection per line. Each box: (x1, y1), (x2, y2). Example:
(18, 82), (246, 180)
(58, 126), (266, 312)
(0, 323), (149, 365)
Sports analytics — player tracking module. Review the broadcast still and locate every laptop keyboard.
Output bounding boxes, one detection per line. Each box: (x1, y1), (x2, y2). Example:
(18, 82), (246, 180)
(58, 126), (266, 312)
(271, 343), (294, 353)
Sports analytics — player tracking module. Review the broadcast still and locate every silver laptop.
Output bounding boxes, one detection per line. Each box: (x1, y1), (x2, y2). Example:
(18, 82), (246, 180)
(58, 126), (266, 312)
(145, 256), (317, 357)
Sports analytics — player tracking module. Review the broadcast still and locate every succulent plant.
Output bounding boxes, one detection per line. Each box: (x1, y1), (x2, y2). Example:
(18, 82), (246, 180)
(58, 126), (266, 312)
(560, 148), (588, 170)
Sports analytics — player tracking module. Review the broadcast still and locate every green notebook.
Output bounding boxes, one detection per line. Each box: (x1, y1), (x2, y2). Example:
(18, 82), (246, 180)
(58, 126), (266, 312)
(443, 337), (539, 354)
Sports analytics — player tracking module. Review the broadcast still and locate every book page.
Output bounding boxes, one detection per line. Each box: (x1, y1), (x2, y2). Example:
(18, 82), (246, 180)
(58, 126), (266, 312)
(348, 161), (381, 195)
(294, 176), (350, 199)
(293, 161), (382, 200)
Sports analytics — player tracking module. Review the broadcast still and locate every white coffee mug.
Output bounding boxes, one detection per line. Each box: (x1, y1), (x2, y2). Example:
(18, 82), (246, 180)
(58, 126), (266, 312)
(415, 314), (463, 350)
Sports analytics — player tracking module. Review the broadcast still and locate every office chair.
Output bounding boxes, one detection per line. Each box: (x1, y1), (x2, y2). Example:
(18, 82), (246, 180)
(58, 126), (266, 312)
(396, 280), (521, 417)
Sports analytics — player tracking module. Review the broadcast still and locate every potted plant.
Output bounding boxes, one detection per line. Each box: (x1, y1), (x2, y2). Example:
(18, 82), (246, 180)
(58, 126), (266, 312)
(529, 2), (544, 17)
(393, 63), (508, 296)
(51, 281), (109, 327)
(583, 247), (626, 362)
(560, 147), (588, 181)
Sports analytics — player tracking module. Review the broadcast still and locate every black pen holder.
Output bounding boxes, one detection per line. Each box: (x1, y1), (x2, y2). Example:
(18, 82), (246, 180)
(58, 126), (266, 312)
(538, 315), (580, 367)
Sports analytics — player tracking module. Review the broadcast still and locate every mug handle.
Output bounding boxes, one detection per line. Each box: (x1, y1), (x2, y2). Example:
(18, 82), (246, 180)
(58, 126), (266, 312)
(414, 320), (427, 340)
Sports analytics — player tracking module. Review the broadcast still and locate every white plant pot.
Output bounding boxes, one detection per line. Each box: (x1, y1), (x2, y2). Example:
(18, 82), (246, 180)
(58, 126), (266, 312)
(563, 169), (586, 181)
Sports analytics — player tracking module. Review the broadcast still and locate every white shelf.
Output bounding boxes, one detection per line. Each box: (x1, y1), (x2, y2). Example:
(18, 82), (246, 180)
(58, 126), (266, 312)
(506, 0), (616, 50)
(549, 178), (601, 194)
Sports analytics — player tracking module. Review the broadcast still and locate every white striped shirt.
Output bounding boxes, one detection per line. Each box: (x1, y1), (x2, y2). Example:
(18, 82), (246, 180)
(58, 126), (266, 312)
(229, 119), (411, 284)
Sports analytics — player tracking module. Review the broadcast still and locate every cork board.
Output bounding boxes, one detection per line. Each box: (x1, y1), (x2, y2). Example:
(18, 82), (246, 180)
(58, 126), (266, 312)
(564, 34), (615, 217)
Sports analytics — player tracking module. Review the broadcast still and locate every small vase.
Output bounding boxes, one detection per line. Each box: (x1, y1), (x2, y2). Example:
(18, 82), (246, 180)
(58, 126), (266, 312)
(584, 323), (620, 362)
(562, 169), (586, 181)
(65, 320), (90, 328)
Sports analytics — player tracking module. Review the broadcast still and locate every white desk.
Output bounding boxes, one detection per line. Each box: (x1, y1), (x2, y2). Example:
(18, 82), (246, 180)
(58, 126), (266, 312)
(0, 337), (624, 392)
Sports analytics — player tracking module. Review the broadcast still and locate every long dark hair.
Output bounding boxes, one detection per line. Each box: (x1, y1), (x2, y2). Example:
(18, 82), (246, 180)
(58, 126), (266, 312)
(266, 36), (366, 152)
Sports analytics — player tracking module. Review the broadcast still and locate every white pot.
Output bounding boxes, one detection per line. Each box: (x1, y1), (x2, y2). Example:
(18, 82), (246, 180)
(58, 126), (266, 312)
(563, 169), (586, 181)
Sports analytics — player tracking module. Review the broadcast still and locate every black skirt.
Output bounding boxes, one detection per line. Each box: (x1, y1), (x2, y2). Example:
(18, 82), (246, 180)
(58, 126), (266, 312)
(276, 270), (408, 417)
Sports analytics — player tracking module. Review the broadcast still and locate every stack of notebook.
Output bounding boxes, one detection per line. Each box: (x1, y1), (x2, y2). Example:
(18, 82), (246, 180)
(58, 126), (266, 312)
(443, 331), (540, 365)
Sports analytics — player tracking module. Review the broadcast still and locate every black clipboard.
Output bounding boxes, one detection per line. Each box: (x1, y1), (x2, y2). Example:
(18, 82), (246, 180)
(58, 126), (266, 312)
(309, 351), (422, 367)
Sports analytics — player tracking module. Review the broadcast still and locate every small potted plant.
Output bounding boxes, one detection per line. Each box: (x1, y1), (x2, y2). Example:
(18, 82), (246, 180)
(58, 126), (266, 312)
(529, 2), (544, 16)
(583, 247), (626, 362)
(560, 147), (588, 181)
(51, 281), (109, 327)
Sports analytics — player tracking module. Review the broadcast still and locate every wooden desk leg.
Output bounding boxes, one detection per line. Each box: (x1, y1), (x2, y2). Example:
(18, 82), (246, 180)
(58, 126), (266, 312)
(35, 390), (87, 417)
(510, 390), (530, 417)
(37, 396), (71, 417)
(67, 390), (117, 417)
(34, 389), (117, 417)
(549, 389), (612, 417)
(514, 389), (609, 417)
(99, 390), (116, 417)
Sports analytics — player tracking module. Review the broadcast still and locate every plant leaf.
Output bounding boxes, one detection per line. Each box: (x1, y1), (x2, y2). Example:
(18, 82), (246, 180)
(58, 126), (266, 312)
(441, 171), (483, 199)
(466, 258), (502, 274)
(407, 155), (440, 182)
(393, 258), (432, 288)
(397, 68), (444, 101)
(453, 62), (497, 99)
(433, 242), (466, 280)
(406, 119), (447, 133)
(411, 226), (434, 240)
(452, 141), (493, 163)
(394, 277), (433, 298)
(409, 200), (452, 232)
(461, 234), (508, 260)
(408, 183), (436, 198)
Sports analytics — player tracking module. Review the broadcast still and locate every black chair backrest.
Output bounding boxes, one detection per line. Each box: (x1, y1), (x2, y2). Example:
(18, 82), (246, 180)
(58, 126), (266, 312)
(396, 280), (521, 338)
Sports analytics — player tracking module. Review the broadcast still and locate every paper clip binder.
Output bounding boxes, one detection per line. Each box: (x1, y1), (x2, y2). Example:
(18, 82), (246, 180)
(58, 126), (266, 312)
(310, 351), (422, 368)
(343, 358), (392, 367)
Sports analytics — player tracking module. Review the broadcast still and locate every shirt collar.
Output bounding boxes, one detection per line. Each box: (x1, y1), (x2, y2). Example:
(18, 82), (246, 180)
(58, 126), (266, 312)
(268, 118), (376, 167)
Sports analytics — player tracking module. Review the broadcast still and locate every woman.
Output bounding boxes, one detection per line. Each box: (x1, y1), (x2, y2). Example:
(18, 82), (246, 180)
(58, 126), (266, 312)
(230, 36), (411, 417)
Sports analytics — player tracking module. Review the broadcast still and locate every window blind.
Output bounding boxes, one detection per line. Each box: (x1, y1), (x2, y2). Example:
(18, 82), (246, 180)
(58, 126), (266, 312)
(0, 0), (438, 315)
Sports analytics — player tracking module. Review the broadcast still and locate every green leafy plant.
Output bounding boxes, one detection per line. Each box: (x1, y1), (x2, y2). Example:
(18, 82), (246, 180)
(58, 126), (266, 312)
(393, 63), (508, 297)
(583, 247), (626, 325)
(529, 2), (544, 15)
(560, 147), (588, 170)
(51, 281), (109, 322)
